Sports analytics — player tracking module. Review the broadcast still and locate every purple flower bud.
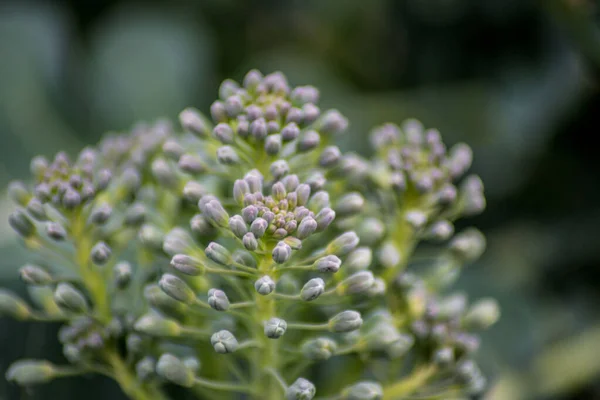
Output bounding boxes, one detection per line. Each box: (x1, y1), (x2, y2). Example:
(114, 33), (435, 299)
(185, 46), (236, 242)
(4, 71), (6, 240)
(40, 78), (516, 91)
(297, 217), (317, 239)
(213, 123), (234, 144)
(272, 242), (292, 264)
(298, 130), (320, 152)
(242, 232), (258, 251)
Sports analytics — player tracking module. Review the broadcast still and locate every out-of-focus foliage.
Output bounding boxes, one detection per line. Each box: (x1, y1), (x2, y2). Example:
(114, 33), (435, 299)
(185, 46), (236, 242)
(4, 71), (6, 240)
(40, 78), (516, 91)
(0, 0), (599, 399)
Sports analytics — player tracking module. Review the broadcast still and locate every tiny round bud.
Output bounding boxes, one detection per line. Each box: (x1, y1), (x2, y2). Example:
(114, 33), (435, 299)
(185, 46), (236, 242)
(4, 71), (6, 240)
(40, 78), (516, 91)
(233, 179), (251, 205)
(162, 139), (185, 160)
(296, 217), (317, 239)
(208, 289), (230, 311)
(139, 224), (165, 250)
(6, 360), (57, 386)
(124, 203), (147, 226)
(338, 271), (375, 295)
(243, 69), (263, 90)
(9, 210), (36, 238)
(54, 283), (88, 313)
(318, 110), (348, 135)
(254, 275), (276, 295)
(264, 317), (287, 339)
(265, 134), (282, 155)
(281, 122), (300, 141)
(272, 242), (292, 264)
(341, 381), (383, 400)
(211, 330), (239, 353)
(270, 160), (289, 179)
(228, 215), (248, 238)
(156, 353), (195, 387)
(26, 198), (47, 221)
(113, 261), (132, 289)
(151, 158), (177, 188)
(250, 217), (268, 237)
(90, 203), (112, 225)
(250, 118), (268, 140)
(213, 123), (234, 144)
(179, 108), (210, 137)
(449, 228), (486, 262)
(205, 242), (232, 266)
(0, 289), (31, 320)
(159, 274), (195, 304)
(314, 255), (342, 273)
(302, 337), (337, 360)
(315, 208), (336, 232)
(298, 130), (320, 152)
(62, 188), (81, 209)
(46, 222), (66, 241)
(286, 377), (316, 400)
(90, 241), (112, 265)
(216, 145), (240, 165)
(319, 146), (342, 167)
(377, 241), (402, 269)
(336, 192), (365, 216)
(300, 278), (325, 301)
(204, 200), (230, 227)
(190, 214), (213, 237)
(136, 356), (156, 381)
(329, 310), (363, 332)
(178, 154), (205, 174)
(327, 231), (359, 256)
(170, 254), (203, 276)
(463, 298), (500, 330)
(433, 347), (455, 367)
(20, 265), (52, 286)
(134, 314), (182, 337)
(243, 232), (258, 251)
(345, 247), (372, 272)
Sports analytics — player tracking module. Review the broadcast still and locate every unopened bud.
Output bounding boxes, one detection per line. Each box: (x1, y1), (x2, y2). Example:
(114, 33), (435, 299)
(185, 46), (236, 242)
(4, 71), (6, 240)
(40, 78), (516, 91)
(264, 317), (287, 339)
(156, 353), (195, 387)
(46, 222), (66, 241)
(463, 298), (500, 330)
(206, 242), (232, 266)
(270, 160), (289, 179)
(272, 242), (292, 264)
(255, 275), (276, 295)
(20, 265), (52, 286)
(208, 289), (230, 311)
(302, 337), (337, 360)
(0, 289), (31, 320)
(159, 274), (195, 304)
(6, 360), (57, 386)
(377, 241), (402, 269)
(318, 110), (348, 135)
(211, 330), (239, 353)
(315, 208), (336, 232)
(213, 123), (234, 144)
(314, 255), (341, 273)
(329, 310), (363, 332)
(134, 314), (182, 337)
(54, 283), (88, 313)
(113, 261), (132, 289)
(243, 232), (258, 251)
(338, 271), (375, 295)
(179, 108), (210, 137)
(341, 381), (383, 400)
(327, 232), (359, 256)
(345, 248), (372, 271)
(217, 145), (240, 165)
(449, 228), (486, 262)
(90, 241), (111, 265)
(9, 210), (36, 238)
(286, 378), (316, 400)
(300, 278), (325, 301)
(90, 203), (112, 225)
(26, 198), (47, 221)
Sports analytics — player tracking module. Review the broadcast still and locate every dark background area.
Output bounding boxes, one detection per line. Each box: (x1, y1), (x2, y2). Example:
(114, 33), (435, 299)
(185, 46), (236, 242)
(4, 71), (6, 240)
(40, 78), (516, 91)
(1, 1), (599, 399)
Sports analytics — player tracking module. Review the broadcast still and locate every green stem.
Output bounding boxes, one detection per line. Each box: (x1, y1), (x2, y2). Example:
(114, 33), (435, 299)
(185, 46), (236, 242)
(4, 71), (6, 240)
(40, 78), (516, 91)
(106, 351), (168, 400)
(382, 366), (437, 400)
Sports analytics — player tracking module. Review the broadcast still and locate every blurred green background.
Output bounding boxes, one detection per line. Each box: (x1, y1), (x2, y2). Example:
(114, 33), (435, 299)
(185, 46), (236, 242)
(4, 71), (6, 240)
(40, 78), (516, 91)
(1, 0), (599, 399)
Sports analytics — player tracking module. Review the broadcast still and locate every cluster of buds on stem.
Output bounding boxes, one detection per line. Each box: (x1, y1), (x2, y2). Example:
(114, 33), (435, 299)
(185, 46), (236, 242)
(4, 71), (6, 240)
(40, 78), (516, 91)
(3, 70), (497, 400)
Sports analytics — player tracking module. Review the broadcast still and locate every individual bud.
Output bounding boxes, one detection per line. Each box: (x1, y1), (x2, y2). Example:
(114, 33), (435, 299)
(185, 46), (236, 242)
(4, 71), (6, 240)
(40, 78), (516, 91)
(134, 314), (182, 337)
(298, 130), (321, 152)
(216, 145), (240, 165)
(30, 156), (48, 177)
(245, 104), (263, 121)
(427, 220), (454, 241)
(329, 310), (363, 332)
(390, 172), (406, 192)
(264, 317), (287, 339)
(225, 95), (244, 117)
(6, 360), (57, 386)
(306, 171), (327, 191)
(179, 108), (210, 137)
(178, 154), (205, 174)
(291, 85), (319, 104)
(405, 210), (427, 230)
(250, 118), (268, 140)
(337, 271), (375, 295)
(377, 241), (402, 269)
(302, 337), (337, 360)
(9, 210), (36, 238)
(26, 198), (47, 221)
(62, 188), (81, 209)
(271, 182), (287, 201)
(211, 330), (239, 354)
(228, 215), (248, 238)
(183, 356), (201, 374)
(460, 175), (486, 215)
(19, 265), (52, 286)
(190, 214), (213, 237)
(265, 134), (282, 155)
(433, 347), (455, 367)
(318, 109), (348, 135)
(139, 224), (165, 250)
(156, 353), (195, 387)
(270, 160), (289, 179)
(294, 184), (311, 207)
(281, 122), (300, 141)
(90, 241), (111, 265)
(250, 217), (268, 237)
(159, 274), (195, 304)
(54, 283), (89, 313)
(243, 232), (258, 251)
(126, 334), (144, 354)
(449, 228), (486, 262)
(296, 217), (317, 239)
(162, 139), (185, 160)
(314, 255), (342, 273)
(89, 203), (112, 225)
(341, 381), (384, 400)
(233, 179), (251, 205)
(205, 200), (230, 227)
(124, 203), (147, 226)
(436, 184), (457, 205)
(286, 378), (316, 400)
(283, 236), (302, 250)
(308, 191), (330, 211)
(300, 278), (325, 301)
(208, 289), (230, 311)
(345, 247), (372, 271)
(243, 69), (263, 90)
(366, 278), (386, 297)
(205, 242), (232, 266)
(113, 262), (132, 289)
(151, 158), (177, 188)
(463, 298), (500, 330)
(319, 146), (342, 167)
(219, 78), (239, 99)
(447, 143), (473, 178)
(213, 123), (234, 144)
(272, 242), (292, 264)
(315, 208), (336, 232)
(286, 107), (304, 124)
(135, 356), (156, 382)
(0, 289), (31, 320)
(336, 192), (365, 216)
(327, 231), (359, 256)
(46, 222), (66, 241)
(210, 101), (227, 122)
(255, 275), (276, 295)
(170, 254), (203, 276)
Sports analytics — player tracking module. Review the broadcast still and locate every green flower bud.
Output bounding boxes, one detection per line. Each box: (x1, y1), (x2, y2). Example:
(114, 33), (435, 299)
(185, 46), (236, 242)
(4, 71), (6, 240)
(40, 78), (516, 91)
(286, 377), (316, 400)
(162, 139), (185, 160)
(272, 242), (292, 264)
(179, 107), (210, 137)
(463, 298), (500, 330)
(211, 330), (239, 353)
(229, 215), (248, 238)
(62, 188), (81, 209)
(357, 218), (385, 246)
(136, 356), (156, 381)
(314, 255), (341, 273)
(255, 275), (276, 295)
(46, 222), (66, 241)
(337, 271), (375, 295)
(377, 241), (402, 269)
(301, 337), (337, 360)
(112, 261), (132, 289)
(26, 198), (47, 221)
(449, 228), (486, 262)
(90, 241), (111, 265)
(9, 210), (36, 238)
(0, 289), (31, 320)
(156, 353), (195, 387)
(366, 278), (386, 297)
(233, 179), (250, 205)
(281, 122), (300, 141)
(8, 181), (30, 206)
(124, 203), (147, 226)
(139, 224), (165, 250)
(298, 130), (321, 152)
(190, 214), (214, 237)
(345, 247), (372, 272)
(327, 232), (359, 256)
(178, 154), (205, 174)
(208, 289), (230, 311)
(300, 278), (325, 301)
(336, 192), (365, 216)
(134, 314), (182, 337)
(159, 274), (196, 304)
(433, 347), (454, 367)
(171, 254), (204, 276)
(206, 242), (232, 266)
(213, 123), (234, 144)
(54, 283), (89, 313)
(341, 381), (383, 400)
(265, 134), (282, 155)
(89, 203), (112, 225)
(329, 310), (363, 333)
(405, 210), (427, 230)
(264, 317), (287, 339)
(427, 220), (454, 241)
(308, 191), (330, 211)
(243, 69), (263, 90)
(6, 360), (57, 386)
(19, 265), (52, 286)
(182, 182), (206, 204)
